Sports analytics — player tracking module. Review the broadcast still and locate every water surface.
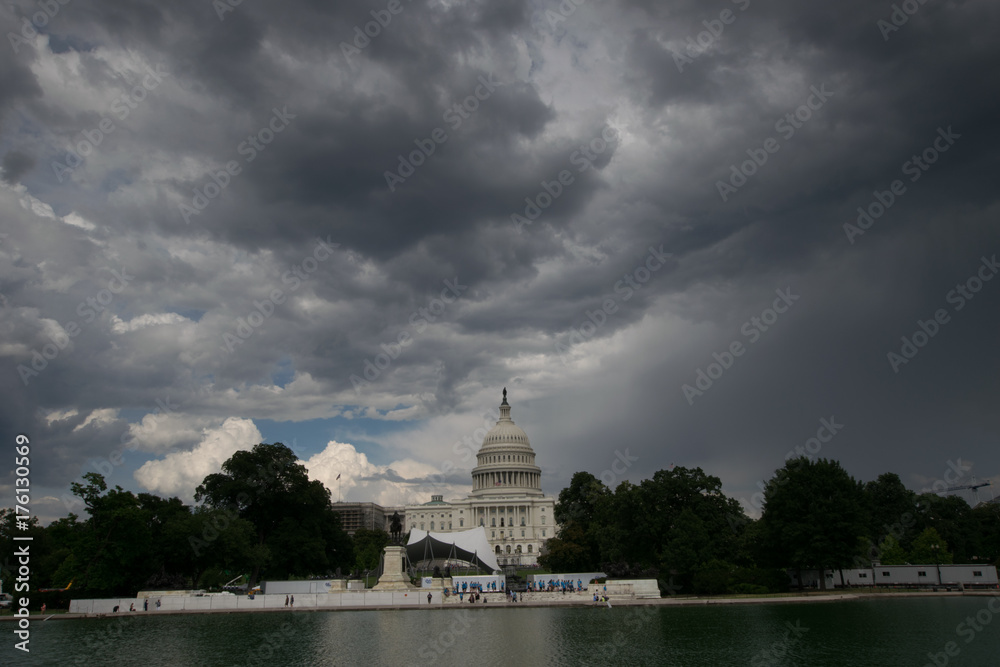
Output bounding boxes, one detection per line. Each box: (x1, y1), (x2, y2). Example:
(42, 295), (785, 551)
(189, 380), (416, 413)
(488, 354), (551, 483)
(5, 596), (999, 666)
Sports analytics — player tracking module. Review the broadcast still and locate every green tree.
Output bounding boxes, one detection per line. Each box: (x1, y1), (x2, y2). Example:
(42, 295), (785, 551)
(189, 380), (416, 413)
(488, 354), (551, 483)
(591, 466), (746, 589)
(541, 472), (609, 571)
(759, 458), (866, 589)
(554, 472), (608, 565)
(913, 494), (977, 562)
(863, 473), (917, 546)
(691, 558), (734, 595)
(65, 473), (159, 594)
(352, 528), (390, 575)
(554, 471), (610, 528)
(38, 473), (197, 596)
(639, 468), (745, 572)
(539, 522), (593, 572)
(195, 443), (352, 585)
(732, 516), (764, 568)
(971, 503), (1000, 565)
(909, 527), (953, 565)
(177, 506), (258, 586)
(876, 534), (909, 565)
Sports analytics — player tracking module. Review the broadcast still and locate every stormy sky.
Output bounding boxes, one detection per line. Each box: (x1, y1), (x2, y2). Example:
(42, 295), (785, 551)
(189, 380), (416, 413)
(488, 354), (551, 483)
(2, 0), (998, 524)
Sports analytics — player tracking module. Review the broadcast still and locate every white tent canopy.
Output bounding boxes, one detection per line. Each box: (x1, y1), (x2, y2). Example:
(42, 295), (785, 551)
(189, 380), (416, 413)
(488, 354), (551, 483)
(405, 527), (501, 573)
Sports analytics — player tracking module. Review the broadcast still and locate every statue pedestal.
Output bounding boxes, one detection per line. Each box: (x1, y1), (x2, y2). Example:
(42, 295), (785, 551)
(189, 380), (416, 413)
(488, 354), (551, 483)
(373, 546), (417, 591)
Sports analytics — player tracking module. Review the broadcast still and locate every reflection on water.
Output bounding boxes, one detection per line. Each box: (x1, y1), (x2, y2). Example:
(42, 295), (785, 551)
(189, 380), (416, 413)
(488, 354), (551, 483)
(5, 596), (999, 666)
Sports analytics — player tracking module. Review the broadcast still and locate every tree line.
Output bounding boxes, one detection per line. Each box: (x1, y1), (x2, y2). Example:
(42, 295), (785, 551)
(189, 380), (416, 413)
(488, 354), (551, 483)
(539, 458), (1000, 594)
(3, 446), (998, 605)
(0, 443), (390, 605)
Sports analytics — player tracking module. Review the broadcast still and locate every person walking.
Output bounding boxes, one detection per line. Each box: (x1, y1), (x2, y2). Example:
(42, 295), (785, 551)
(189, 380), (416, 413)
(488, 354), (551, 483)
(290, 595), (294, 608)
(143, 599), (148, 612)
(156, 599), (161, 610)
(427, 592), (433, 604)
(285, 595), (289, 607)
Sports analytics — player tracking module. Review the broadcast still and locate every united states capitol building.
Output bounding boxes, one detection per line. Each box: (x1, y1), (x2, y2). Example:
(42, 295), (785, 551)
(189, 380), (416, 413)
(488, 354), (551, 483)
(338, 389), (556, 566)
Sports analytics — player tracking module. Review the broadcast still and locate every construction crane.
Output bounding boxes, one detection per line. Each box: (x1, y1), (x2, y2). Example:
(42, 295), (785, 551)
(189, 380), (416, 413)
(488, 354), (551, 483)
(941, 479), (994, 507)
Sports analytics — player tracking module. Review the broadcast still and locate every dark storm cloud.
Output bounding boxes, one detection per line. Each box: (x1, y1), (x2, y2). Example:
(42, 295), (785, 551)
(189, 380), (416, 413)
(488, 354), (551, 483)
(0, 0), (998, 514)
(1, 150), (35, 183)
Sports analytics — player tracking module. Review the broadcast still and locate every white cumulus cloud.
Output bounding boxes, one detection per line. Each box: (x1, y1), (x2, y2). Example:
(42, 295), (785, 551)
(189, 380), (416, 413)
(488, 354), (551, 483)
(302, 441), (469, 507)
(133, 417), (262, 498)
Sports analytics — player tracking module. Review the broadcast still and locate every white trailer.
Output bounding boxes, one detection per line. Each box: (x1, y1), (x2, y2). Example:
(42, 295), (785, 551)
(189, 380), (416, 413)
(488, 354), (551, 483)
(795, 565), (999, 589)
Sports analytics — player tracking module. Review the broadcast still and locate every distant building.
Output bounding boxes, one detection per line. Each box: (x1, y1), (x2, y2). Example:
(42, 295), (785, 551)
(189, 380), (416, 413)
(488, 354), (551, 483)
(330, 501), (389, 536)
(397, 389), (557, 567)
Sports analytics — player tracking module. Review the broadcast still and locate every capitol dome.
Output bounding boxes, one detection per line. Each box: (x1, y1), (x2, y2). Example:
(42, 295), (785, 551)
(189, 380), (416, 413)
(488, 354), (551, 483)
(470, 388), (543, 497)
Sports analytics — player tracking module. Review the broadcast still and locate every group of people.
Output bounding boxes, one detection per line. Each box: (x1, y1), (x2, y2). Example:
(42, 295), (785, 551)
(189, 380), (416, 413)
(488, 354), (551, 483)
(444, 581), (529, 603)
(451, 581), (495, 599)
(528, 579), (585, 593)
(284, 595), (294, 607)
(111, 598), (160, 613)
(440, 578), (599, 603)
(505, 589), (522, 603)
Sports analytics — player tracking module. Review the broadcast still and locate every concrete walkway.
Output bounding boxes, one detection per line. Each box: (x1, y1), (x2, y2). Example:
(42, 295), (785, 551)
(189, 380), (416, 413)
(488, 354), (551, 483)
(3, 588), (993, 621)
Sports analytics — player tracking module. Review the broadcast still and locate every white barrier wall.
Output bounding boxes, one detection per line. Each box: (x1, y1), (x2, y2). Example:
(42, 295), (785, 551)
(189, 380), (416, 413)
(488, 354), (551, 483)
(69, 591), (435, 614)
